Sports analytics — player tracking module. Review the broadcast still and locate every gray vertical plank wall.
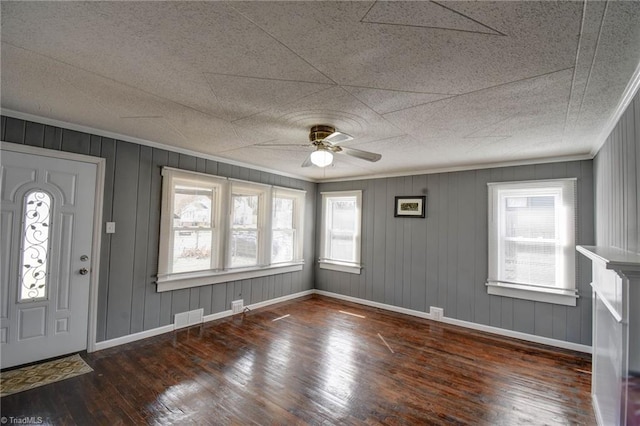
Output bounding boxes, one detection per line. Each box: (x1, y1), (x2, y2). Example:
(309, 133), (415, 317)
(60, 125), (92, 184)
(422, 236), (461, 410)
(1, 116), (317, 342)
(316, 160), (595, 345)
(594, 90), (640, 254)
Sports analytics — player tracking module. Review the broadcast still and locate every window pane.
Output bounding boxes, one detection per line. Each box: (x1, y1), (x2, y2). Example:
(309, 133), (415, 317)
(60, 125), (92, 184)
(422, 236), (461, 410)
(330, 199), (356, 230)
(504, 195), (556, 239)
(273, 198), (293, 229)
(503, 240), (556, 286)
(272, 230), (294, 263)
(171, 184), (214, 273)
(231, 230), (258, 267)
(329, 230), (355, 262)
(173, 186), (213, 228)
(233, 195), (258, 228)
(20, 191), (52, 300)
(172, 230), (212, 273)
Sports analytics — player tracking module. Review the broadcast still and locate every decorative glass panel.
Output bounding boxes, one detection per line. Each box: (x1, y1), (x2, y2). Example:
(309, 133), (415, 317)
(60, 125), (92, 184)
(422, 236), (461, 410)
(20, 191), (52, 301)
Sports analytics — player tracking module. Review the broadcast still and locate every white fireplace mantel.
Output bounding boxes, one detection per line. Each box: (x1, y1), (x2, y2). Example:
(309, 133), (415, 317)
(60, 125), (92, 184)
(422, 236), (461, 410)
(577, 245), (640, 426)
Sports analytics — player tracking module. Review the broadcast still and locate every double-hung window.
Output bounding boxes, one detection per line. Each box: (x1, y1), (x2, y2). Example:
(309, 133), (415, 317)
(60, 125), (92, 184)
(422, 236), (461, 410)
(487, 179), (577, 306)
(272, 188), (304, 264)
(158, 169), (224, 275)
(157, 168), (305, 291)
(319, 190), (362, 274)
(229, 181), (267, 268)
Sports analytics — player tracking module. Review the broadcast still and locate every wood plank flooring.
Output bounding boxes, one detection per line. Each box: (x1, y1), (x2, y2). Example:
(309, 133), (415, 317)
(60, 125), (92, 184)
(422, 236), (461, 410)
(1, 295), (595, 425)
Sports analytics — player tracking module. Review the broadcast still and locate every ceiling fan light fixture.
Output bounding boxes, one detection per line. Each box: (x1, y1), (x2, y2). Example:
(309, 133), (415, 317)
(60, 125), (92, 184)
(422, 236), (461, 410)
(310, 149), (334, 167)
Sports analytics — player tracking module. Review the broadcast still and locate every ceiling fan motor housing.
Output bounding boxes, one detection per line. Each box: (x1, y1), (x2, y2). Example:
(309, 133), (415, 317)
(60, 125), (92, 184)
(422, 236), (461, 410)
(309, 125), (336, 143)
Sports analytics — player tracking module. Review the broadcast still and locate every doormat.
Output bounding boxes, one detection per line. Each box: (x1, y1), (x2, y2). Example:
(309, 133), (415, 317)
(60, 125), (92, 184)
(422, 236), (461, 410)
(0, 354), (93, 397)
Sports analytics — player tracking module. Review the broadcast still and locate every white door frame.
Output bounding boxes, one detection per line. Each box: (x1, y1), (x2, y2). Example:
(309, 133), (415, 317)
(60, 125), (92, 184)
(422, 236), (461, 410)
(1, 141), (105, 353)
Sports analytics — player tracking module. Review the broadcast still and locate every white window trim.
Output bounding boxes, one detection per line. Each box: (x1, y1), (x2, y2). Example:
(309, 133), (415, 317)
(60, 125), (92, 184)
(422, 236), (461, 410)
(319, 190), (363, 275)
(272, 186), (306, 265)
(487, 178), (577, 306)
(228, 180), (269, 269)
(156, 263), (303, 292)
(157, 167), (306, 291)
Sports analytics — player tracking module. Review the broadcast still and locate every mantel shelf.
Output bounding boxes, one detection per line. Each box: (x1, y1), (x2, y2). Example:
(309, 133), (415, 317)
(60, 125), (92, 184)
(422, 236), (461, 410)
(576, 245), (640, 274)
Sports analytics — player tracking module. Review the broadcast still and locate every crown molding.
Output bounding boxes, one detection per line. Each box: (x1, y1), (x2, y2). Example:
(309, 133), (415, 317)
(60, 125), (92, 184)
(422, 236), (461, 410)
(0, 108), (317, 183)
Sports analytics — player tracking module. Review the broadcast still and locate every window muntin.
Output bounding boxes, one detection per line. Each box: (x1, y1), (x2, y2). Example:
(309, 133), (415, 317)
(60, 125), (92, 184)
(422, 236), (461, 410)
(487, 179), (576, 305)
(20, 190), (52, 301)
(320, 191), (362, 273)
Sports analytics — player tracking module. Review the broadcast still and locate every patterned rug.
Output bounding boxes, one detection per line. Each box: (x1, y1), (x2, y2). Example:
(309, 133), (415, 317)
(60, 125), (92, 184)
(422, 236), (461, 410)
(0, 354), (93, 397)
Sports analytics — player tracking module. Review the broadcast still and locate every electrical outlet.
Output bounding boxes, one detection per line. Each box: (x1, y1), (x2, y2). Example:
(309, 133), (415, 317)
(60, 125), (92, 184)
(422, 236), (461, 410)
(430, 306), (444, 321)
(231, 299), (244, 314)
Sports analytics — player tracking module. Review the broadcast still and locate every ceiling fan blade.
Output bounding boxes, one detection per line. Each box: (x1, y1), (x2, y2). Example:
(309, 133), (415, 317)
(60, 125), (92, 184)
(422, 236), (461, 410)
(340, 146), (382, 162)
(301, 154), (313, 168)
(323, 131), (353, 145)
(254, 143), (309, 148)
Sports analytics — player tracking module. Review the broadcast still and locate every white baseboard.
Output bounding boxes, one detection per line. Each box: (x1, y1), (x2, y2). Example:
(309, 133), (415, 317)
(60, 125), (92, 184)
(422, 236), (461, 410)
(91, 289), (315, 352)
(92, 324), (175, 352)
(315, 290), (592, 354)
(314, 290), (433, 320)
(91, 288), (591, 354)
(246, 289), (315, 311)
(439, 316), (591, 353)
(203, 309), (233, 323)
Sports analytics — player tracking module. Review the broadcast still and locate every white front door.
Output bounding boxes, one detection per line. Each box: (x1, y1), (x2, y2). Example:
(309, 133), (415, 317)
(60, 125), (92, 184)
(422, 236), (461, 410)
(1, 149), (97, 369)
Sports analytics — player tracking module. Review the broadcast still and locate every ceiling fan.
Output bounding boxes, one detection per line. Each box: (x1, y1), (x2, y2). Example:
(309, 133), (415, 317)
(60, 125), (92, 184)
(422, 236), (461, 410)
(256, 125), (382, 168)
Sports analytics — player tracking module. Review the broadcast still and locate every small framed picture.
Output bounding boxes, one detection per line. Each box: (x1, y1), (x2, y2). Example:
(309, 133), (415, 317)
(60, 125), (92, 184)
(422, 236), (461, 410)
(394, 196), (426, 218)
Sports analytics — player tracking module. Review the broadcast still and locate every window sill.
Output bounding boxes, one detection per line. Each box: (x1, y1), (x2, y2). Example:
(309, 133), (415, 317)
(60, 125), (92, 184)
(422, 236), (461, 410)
(318, 260), (362, 275)
(486, 281), (578, 306)
(156, 262), (304, 292)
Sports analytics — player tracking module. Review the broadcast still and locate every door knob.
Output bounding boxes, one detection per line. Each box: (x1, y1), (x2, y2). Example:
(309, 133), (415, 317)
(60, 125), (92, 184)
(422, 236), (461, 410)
(79, 268), (89, 275)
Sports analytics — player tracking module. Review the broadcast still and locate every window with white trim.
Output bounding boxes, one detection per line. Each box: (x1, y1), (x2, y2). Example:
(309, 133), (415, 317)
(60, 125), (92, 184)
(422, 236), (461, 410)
(229, 181), (267, 268)
(159, 169), (224, 275)
(272, 188), (304, 264)
(487, 179), (577, 306)
(157, 167), (305, 291)
(319, 190), (362, 274)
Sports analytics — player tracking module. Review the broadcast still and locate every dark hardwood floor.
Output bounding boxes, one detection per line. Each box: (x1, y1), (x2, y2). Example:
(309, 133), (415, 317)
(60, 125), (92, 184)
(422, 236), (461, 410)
(1, 295), (595, 425)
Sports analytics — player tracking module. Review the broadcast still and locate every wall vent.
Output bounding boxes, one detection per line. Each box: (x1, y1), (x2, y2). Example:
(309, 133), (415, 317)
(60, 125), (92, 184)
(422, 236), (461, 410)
(174, 308), (204, 329)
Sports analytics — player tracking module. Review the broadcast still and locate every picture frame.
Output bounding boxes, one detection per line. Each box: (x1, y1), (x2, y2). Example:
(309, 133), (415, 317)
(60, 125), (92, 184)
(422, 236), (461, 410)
(394, 196), (426, 218)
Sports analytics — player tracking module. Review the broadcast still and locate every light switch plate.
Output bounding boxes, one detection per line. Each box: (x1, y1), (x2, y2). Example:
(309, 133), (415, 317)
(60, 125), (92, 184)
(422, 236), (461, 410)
(106, 222), (116, 234)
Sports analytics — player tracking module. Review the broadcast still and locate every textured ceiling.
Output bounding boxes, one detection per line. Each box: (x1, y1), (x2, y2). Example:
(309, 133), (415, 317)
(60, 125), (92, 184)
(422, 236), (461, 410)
(2, 1), (640, 181)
